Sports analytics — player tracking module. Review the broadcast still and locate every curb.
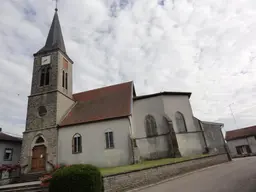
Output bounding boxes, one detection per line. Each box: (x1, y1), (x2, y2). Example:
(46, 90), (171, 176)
(127, 161), (232, 192)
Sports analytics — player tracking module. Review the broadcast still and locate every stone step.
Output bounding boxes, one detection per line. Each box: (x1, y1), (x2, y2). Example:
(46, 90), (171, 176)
(13, 172), (46, 183)
(0, 182), (48, 192)
(1, 185), (48, 192)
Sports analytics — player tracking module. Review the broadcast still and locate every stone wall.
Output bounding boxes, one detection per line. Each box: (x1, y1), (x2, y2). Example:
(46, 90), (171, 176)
(104, 153), (230, 192)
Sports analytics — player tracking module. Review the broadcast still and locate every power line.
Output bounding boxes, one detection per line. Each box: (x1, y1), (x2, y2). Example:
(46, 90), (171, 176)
(229, 104), (238, 129)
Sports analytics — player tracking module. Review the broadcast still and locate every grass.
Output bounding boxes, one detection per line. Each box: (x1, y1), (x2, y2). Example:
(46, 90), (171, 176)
(100, 154), (208, 176)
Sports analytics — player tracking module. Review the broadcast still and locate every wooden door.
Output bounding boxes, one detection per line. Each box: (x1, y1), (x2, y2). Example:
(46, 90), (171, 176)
(31, 145), (46, 172)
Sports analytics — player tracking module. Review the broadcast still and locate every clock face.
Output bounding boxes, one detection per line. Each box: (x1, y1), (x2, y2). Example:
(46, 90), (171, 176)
(41, 55), (51, 65)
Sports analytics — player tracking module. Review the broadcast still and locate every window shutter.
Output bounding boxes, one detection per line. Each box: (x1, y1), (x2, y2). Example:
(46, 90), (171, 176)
(45, 67), (50, 85)
(72, 137), (75, 153)
(65, 73), (68, 89)
(78, 136), (82, 152)
(62, 71), (65, 88)
(105, 132), (109, 148)
(40, 69), (45, 86)
(109, 132), (114, 148)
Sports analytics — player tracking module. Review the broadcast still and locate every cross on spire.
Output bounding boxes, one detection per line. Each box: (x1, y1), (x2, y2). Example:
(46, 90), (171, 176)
(53, 0), (58, 11)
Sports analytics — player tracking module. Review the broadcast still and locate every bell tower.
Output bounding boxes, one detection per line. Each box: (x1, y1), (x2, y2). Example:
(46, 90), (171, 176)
(20, 8), (74, 173)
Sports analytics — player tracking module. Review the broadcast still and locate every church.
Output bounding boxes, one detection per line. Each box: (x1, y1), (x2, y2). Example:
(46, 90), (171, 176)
(20, 8), (226, 173)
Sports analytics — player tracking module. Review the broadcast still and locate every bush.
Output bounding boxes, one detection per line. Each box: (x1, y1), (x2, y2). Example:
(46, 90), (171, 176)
(49, 164), (103, 192)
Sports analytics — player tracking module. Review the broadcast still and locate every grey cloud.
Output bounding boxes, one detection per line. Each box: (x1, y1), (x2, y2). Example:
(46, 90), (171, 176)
(2, 0), (256, 134)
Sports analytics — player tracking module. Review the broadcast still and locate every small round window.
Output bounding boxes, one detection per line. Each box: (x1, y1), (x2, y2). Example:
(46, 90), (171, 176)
(38, 106), (47, 117)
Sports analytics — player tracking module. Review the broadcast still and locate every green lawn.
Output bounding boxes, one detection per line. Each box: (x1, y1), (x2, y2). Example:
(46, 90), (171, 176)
(100, 154), (207, 175)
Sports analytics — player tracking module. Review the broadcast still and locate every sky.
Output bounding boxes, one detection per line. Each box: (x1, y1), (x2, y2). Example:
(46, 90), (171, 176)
(1, 0), (256, 137)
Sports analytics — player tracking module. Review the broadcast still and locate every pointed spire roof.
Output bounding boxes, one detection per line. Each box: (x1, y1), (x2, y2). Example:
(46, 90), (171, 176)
(35, 9), (66, 55)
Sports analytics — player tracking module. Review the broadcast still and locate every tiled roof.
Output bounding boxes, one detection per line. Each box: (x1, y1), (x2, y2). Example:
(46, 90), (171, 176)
(0, 132), (22, 142)
(35, 10), (66, 55)
(59, 81), (134, 127)
(225, 125), (256, 141)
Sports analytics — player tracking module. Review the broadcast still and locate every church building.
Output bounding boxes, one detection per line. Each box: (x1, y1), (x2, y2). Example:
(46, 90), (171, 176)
(20, 9), (226, 173)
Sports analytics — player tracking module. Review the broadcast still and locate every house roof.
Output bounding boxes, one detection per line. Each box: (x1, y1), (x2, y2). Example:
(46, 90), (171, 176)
(59, 81), (134, 127)
(225, 125), (256, 141)
(0, 132), (22, 143)
(134, 91), (192, 100)
(35, 10), (66, 55)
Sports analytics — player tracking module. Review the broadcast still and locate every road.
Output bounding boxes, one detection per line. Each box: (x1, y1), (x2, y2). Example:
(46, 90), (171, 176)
(136, 157), (256, 192)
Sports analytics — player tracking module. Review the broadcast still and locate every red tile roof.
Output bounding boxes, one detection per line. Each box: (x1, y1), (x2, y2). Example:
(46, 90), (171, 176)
(0, 132), (22, 142)
(59, 81), (134, 127)
(225, 125), (256, 141)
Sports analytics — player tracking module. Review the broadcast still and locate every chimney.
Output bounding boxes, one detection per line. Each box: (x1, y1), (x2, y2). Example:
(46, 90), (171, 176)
(0, 128), (2, 132)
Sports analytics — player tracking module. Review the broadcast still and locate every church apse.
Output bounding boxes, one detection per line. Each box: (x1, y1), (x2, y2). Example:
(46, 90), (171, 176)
(133, 114), (180, 161)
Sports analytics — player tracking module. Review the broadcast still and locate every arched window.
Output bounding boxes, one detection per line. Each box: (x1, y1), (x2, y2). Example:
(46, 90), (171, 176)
(105, 130), (114, 149)
(40, 66), (51, 86)
(175, 112), (187, 132)
(72, 134), (82, 153)
(145, 115), (158, 137)
(36, 136), (45, 144)
(45, 67), (50, 85)
(62, 70), (68, 90)
(40, 68), (45, 86)
(62, 71), (65, 88)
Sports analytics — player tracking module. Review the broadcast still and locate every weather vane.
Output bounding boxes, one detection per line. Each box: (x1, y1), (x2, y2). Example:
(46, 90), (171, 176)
(53, 0), (58, 11)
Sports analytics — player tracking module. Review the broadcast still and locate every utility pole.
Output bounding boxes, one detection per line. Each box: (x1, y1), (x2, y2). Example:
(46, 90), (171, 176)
(229, 103), (238, 129)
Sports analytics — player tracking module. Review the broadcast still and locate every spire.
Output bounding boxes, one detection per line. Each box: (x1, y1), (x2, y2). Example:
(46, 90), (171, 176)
(35, 9), (66, 55)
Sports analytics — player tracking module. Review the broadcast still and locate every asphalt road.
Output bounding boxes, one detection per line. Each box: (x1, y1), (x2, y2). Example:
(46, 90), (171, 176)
(136, 156), (256, 192)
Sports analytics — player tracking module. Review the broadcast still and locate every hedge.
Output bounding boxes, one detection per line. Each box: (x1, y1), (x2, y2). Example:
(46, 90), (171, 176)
(49, 164), (104, 192)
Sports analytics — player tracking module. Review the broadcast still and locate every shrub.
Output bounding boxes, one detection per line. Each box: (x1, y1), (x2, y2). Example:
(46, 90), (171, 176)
(49, 164), (103, 192)
(40, 164), (68, 187)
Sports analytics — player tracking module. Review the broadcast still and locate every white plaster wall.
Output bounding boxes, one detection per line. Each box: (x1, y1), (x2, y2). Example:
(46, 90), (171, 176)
(162, 95), (197, 132)
(137, 135), (170, 160)
(57, 52), (73, 98)
(247, 136), (256, 153)
(176, 133), (204, 156)
(132, 96), (170, 159)
(162, 95), (204, 156)
(58, 118), (132, 168)
(227, 138), (249, 156)
(132, 96), (167, 137)
(0, 141), (22, 166)
(56, 92), (74, 124)
(227, 136), (256, 156)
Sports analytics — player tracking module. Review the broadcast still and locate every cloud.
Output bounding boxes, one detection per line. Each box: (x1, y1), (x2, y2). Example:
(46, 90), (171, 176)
(1, 0), (256, 135)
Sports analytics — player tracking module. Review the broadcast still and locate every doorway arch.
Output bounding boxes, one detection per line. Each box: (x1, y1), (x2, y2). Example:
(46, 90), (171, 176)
(31, 135), (47, 172)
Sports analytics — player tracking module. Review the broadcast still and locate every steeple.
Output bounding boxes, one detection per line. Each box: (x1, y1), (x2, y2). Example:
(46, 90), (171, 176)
(35, 9), (66, 55)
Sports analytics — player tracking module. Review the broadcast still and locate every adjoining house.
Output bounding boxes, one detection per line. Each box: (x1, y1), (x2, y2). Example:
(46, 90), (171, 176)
(0, 128), (22, 166)
(225, 125), (256, 157)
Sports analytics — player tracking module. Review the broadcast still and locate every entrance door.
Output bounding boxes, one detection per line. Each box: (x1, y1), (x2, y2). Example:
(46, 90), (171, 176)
(31, 145), (46, 172)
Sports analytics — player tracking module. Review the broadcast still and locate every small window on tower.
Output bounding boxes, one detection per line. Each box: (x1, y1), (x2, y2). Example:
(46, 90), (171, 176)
(62, 70), (65, 88)
(40, 68), (45, 86)
(39, 66), (51, 87)
(45, 67), (50, 85)
(65, 72), (68, 90)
